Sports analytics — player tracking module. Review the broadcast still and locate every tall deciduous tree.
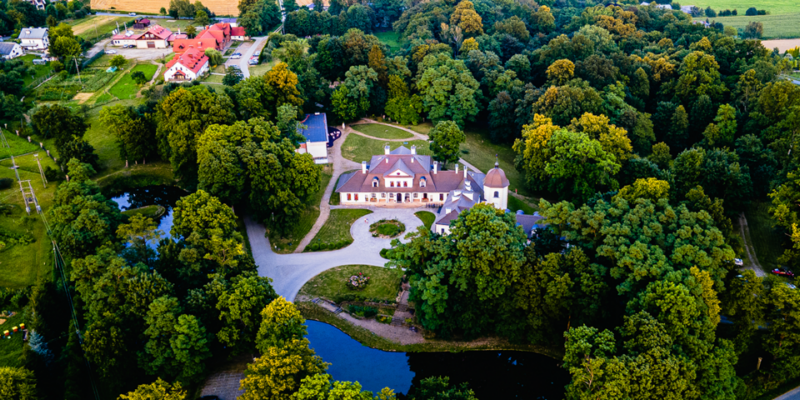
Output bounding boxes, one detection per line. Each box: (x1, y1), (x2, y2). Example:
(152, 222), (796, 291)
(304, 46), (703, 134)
(416, 54), (480, 127)
(238, 339), (327, 400)
(428, 121), (465, 168)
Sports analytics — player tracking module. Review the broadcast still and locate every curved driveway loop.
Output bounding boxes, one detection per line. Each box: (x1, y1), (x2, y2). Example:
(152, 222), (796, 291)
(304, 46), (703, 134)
(246, 208), (424, 301)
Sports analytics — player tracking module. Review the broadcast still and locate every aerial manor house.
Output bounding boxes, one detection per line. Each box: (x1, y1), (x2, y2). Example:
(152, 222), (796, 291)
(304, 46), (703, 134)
(336, 146), (542, 235)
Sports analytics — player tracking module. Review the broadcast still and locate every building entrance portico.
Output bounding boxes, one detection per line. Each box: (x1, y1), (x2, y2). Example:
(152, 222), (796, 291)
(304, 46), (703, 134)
(396, 193), (402, 202)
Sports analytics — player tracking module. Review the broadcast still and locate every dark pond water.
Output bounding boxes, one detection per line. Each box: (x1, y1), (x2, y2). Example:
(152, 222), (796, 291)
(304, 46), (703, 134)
(111, 185), (186, 247)
(305, 321), (569, 399)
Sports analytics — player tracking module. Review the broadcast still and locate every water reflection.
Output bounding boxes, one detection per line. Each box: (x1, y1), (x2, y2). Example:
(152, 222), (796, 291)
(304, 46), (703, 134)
(111, 185), (186, 247)
(305, 321), (568, 399)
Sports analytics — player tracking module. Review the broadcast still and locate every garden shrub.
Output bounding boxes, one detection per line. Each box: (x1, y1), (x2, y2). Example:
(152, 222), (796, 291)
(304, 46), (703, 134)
(0, 178), (12, 189)
(348, 305), (378, 318)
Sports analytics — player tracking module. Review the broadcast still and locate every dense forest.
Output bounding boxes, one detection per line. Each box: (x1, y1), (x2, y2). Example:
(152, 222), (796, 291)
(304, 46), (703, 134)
(4, 0), (800, 397)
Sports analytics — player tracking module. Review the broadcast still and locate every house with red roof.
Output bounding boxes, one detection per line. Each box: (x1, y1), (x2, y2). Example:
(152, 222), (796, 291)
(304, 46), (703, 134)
(231, 26), (249, 41)
(195, 22), (233, 50)
(163, 47), (209, 82)
(173, 38), (217, 54)
(135, 25), (172, 49)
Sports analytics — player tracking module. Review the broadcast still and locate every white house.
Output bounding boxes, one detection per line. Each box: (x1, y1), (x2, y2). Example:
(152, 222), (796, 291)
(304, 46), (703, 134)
(24, 0), (46, 11)
(231, 26), (249, 41)
(0, 42), (23, 59)
(432, 161), (511, 235)
(163, 47), (209, 81)
(19, 27), (49, 50)
(296, 113), (330, 164)
(135, 25), (172, 49)
(110, 31), (139, 47)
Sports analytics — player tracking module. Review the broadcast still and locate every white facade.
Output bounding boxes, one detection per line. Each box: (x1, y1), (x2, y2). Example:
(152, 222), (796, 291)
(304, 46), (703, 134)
(163, 60), (209, 81)
(19, 28), (49, 50)
(484, 183), (508, 210)
(0, 43), (23, 59)
(136, 39), (169, 49)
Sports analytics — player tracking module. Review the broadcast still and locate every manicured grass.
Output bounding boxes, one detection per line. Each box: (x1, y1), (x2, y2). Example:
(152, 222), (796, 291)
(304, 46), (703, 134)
(299, 264), (401, 303)
(460, 127), (529, 196)
(73, 16), (136, 42)
(374, 30), (402, 52)
(371, 219), (405, 238)
(268, 165), (333, 253)
(329, 170), (358, 206)
(352, 123), (414, 140)
(94, 92), (115, 104)
(744, 201), (787, 271)
(204, 74), (224, 84)
(84, 110), (123, 171)
(508, 196), (537, 214)
(690, 0), (797, 16)
(0, 132), (39, 159)
(249, 60), (278, 77)
(19, 55), (52, 88)
(0, 312), (29, 367)
(415, 211), (436, 229)
(714, 13), (800, 39)
(307, 209), (372, 251)
(109, 64), (158, 100)
(341, 134), (430, 163)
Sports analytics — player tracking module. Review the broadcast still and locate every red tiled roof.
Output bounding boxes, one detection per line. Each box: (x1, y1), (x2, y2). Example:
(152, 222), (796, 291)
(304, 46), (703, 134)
(231, 26), (246, 36)
(173, 38), (217, 53)
(165, 47), (209, 75)
(197, 29), (225, 45)
(112, 33), (141, 40)
(166, 33), (188, 42)
(138, 24), (172, 40)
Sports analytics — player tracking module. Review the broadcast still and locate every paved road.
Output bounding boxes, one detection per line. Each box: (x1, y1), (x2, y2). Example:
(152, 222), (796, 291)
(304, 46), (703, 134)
(246, 207), (424, 301)
(238, 36), (268, 78)
(776, 386), (800, 400)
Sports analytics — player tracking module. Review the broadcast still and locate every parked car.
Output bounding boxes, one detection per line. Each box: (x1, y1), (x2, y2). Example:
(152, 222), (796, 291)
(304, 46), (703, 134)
(249, 57), (259, 65)
(734, 258), (743, 266)
(772, 268), (795, 278)
(230, 53), (242, 59)
(123, 44), (135, 48)
(129, 12), (136, 16)
(106, 50), (117, 54)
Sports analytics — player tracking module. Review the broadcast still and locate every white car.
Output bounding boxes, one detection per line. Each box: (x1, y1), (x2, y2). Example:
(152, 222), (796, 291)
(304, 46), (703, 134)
(129, 12), (136, 16)
(230, 53), (242, 59)
(249, 57), (259, 65)
(106, 50), (118, 54)
(734, 258), (743, 266)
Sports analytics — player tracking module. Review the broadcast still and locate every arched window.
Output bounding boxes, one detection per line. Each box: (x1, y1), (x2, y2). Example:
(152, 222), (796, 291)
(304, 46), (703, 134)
(390, 181), (395, 187)
(420, 177), (426, 187)
(403, 181), (408, 187)
(372, 178), (379, 188)
(494, 191), (499, 198)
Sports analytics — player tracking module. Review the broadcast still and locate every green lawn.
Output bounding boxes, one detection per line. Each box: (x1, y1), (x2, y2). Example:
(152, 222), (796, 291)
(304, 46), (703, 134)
(341, 134), (431, 164)
(268, 165), (333, 253)
(329, 170), (358, 206)
(0, 312), (29, 367)
(298, 264), (402, 303)
(84, 110), (124, 171)
(351, 124), (414, 140)
(415, 211), (436, 229)
(109, 64), (158, 100)
(249, 60), (278, 77)
(121, 204), (165, 218)
(690, 0), (797, 16)
(460, 127), (530, 197)
(374, 31), (402, 52)
(508, 196), (537, 214)
(714, 13), (800, 39)
(306, 209), (372, 252)
(204, 74), (224, 84)
(0, 131), (39, 159)
(744, 201), (787, 271)
(19, 55), (52, 88)
(73, 16), (135, 42)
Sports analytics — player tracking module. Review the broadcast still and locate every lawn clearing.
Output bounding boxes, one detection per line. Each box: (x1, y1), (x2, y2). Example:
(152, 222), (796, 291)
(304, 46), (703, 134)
(109, 64), (158, 100)
(688, 0), (797, 16)
(352, 123), (414, 140)
(73, 16), (136, 42)
(744, 201), (786, 271)
(306, 209), (372, 252)
(374, 30), (402, 52)
(508, 196), (537, 214)
(268, 165), (333, 253)
(341, 134), (430, 163)
(204, 74), (224, 84)
(714, 13), (800, 39)
(0, 312), (29, 367)
(298, 264), (402, 303)
(460, 127), (529, 196)
(84, 109), (124, 171)
(415, 211), (436, 229)
(249, 60), (278, 77)
(19, 55), (52, 88)
(0, 132), (39, 159)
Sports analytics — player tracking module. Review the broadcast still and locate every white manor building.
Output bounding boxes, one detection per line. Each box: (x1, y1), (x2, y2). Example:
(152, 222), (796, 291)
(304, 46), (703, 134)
(335, 145), (542, 235)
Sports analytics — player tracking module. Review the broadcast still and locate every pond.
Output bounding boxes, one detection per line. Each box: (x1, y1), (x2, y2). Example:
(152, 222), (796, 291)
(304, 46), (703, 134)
(111, 185), (186, 246)
(305, 321), (569, 399)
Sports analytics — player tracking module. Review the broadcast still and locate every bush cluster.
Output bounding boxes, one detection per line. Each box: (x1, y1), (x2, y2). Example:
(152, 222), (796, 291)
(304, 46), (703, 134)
(347, 305), (378, 318)
(306, 239), (353, 251)
(0, 178), (13, 189)
(0, 231), (36, 247)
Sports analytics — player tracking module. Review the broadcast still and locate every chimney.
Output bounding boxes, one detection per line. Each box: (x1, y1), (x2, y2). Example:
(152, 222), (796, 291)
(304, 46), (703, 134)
(464, 166), (467, 178)
(455, 164), (458, 173)
(411, 145), (416, 155)
(384, 144), (390, 155)
(362, 161), (367, 174)
(433, 162), (438, 174)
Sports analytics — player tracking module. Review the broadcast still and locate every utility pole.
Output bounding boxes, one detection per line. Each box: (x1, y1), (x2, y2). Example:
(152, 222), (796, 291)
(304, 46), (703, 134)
(73, 57), (82, 87)
(34, 153), (47, 188)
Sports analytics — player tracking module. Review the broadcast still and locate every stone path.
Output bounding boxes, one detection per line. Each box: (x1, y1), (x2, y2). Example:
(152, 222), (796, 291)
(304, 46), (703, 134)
(197, 354), (252, 400)
(294, 126), (360, 253)
(311, 297), (423, 345)
(247, 207), (425, 301)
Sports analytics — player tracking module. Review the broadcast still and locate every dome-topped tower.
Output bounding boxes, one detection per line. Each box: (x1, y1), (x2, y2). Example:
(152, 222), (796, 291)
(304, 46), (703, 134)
(483, 157), (509, 210)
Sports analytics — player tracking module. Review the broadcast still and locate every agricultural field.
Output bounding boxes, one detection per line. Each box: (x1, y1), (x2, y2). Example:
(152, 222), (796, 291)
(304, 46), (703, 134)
(689, 0), (797, 16)
(0, 131), (39, 159)
(714, 13), (800, 39)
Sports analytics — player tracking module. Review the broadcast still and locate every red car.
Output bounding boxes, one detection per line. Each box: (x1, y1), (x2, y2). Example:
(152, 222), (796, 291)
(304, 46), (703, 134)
(772, 268), (795, 278)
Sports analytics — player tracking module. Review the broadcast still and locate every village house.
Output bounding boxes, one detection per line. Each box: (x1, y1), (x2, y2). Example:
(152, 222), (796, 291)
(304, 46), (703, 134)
(296, 113), (330, 164)
(18, 27), (48, 50)
(173, 38), (217, 54)
(133, 18), (151, 29)
(0, 42), (24, 59)
(135, 25), (172, 48)
(23, 0), (46, 11)
(231, 26), (249, 41)
(163, 47), (209, 82)
(196, 22), (232, 50)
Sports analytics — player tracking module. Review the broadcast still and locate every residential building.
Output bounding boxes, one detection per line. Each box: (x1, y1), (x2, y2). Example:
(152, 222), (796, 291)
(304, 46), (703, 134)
(133, 18), (151, 29)
(18, 27), (49, 50)
(163, 47), (209, 81)
(135, 25), (172, 48)
(173, 38), (217, 54)
(231, 26), (249, 41)
(639, 2), (672, 9)
(432, 161), (510, 235)
(25, 0), (46, 11)
(296, 113), (329, 163)
(0, 42), (23, 59)
(196, 22), (232, 50)
(111, 30), (138, 46)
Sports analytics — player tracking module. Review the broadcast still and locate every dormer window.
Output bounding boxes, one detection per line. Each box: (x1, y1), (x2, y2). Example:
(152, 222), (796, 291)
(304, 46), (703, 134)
(420, 177), (426, 187)
(372, 178), (379, 188)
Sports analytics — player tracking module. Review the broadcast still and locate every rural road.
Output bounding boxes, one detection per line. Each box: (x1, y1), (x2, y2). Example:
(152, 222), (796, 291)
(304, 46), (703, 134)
(238, 36), (268, 78)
